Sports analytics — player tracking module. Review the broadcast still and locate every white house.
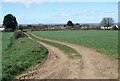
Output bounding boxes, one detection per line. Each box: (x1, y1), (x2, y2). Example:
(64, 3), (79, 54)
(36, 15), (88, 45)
(101, 25), (119, 30)
(0, 28), (5, 31)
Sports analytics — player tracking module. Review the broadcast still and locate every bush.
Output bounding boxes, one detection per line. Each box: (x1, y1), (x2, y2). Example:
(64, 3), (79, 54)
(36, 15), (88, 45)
(4, 28), (13, 32)
(13, 30), (25, 39)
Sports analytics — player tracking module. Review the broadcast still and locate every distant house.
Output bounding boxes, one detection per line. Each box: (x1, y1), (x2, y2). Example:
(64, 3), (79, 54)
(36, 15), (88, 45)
(111, 25), (118, 29)
(66, 26), (73, 29)
(100, 25), (118, 30)
(0, 28), (5, 31)
(47, 24), (65, 30)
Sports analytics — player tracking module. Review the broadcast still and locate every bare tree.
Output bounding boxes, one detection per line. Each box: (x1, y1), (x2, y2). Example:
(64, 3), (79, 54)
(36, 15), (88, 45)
(100, 17), (114, 29)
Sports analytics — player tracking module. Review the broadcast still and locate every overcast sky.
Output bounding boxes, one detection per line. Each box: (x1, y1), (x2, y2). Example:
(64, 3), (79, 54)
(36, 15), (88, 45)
(0, 0), (119, 24)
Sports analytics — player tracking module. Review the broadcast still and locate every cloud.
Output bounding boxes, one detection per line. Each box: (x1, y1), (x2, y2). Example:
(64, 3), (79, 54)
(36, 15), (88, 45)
(53, 8), (118, 23)
(2, 0), (53, 8)
(83, 8), (97, 13)
(48, 9), (98, 23)
(56, 8), (97, 17)
(2, 0), (119, 8)
(57, 11), (81, 17)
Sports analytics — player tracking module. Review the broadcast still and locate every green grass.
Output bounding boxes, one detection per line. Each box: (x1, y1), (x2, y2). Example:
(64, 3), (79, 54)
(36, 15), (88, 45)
(0, 32), (2, 80)
(2, 32), (13, 51)
(32, 30), (118, 58)
(28, 33), (80, 59)
(2, 33), (48, 81)
(0, 32), (13, 80)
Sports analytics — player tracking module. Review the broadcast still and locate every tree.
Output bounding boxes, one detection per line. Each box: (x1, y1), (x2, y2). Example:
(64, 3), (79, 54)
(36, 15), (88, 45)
(27, 25), (32, 28)
(100, 17), (114, 29)
(19, 25), (23, 31)
(67, 20), (74, 26)
(3, 14), (18, 31)
(76, 23), (80, 25)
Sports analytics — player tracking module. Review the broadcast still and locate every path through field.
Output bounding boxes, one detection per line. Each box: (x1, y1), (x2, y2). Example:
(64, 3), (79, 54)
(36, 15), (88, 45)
(16, 32), (118, 79)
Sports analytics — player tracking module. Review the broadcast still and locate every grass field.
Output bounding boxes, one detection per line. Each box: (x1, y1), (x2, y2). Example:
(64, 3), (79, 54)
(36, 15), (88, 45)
(32, 30), (118, 58)
(2, 32), (48, 81)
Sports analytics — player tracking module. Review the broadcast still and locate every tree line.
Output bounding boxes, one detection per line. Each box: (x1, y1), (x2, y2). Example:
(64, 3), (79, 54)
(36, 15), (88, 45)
(2, 14), (118, 31)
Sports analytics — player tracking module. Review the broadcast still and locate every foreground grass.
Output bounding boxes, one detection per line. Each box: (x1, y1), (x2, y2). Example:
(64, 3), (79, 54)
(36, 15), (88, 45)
(28, 33), (81, 58)
(0, 32), (12, 80)
(2, 32), (13, 51)
(0, 32), (2, 80)
(32, 30), (118, 58)
(2, 33), (48, 81)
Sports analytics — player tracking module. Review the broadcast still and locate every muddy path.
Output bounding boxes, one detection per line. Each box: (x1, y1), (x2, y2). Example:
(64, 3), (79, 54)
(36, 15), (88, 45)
(16, 32), (118, 79)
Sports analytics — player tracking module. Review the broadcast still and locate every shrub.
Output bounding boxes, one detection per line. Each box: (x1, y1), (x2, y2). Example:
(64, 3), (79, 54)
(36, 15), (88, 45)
(4, 28), (13, 32)
(13, 30), (25, 39)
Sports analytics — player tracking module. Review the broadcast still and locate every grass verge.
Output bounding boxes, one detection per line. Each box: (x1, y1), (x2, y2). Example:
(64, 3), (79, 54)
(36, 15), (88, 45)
(2, 32), (13, 51)
(2, 34), (48, 81)
(27, 33), (81, 59)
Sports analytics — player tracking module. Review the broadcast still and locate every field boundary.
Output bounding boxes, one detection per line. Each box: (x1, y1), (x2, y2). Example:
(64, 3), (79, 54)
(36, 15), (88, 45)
(17, 33), (49, 79)
(2, 33), (48, 80)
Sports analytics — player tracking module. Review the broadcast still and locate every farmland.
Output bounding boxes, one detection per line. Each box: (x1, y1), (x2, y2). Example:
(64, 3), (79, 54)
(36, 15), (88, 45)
(32, 30), (118, 58)
(2, 32), (48, 80)
(1, 30), (118, 80)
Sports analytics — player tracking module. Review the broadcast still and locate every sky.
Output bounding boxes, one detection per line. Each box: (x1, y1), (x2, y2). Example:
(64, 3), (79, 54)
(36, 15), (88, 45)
(0, 0), (119, 24)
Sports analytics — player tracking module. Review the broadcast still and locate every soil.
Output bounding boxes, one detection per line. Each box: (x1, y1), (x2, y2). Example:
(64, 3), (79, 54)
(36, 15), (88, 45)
(16, 33), (118, 79)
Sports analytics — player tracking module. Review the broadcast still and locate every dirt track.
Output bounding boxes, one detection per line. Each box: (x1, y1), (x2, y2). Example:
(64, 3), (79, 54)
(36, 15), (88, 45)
(16, 33), (118, 79)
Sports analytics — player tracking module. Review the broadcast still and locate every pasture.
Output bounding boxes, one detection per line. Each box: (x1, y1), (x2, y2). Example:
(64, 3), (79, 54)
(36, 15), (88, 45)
(32, 30), (118, 58)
